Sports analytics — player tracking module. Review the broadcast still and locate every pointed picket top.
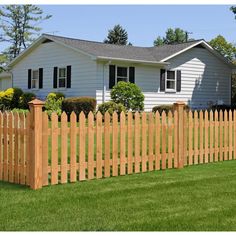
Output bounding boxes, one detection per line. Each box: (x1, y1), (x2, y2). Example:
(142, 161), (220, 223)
(194, 110), (198, 118)
(96, 111), (102, 118)
(127, 111), (132, 119)
(61, 111), (67, 122)
(229, 109), (232, 118)
(155, 110), (160, 120)
(88, 111), (94, 119)
(79, 111), (85, 120)
(134, 111), (140, 120)
(199, 110), (203, 118)
(209, 109), (213, 117)
(112, 111), (118, 122)
(204, 110), (208, 119)
(161, 111), (166, 119)
(120, 111), (125, 119)
(188, 110), (193, 119)
(224, 109), (228, 119)
(141, 111), (146, 121)
(104, 111), (110, 122)
(70, 111), (76, 122)
(51, 112), (58, 120)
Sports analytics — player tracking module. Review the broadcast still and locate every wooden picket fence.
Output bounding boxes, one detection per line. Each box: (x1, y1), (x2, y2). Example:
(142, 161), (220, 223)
(0, 100), (236, 190)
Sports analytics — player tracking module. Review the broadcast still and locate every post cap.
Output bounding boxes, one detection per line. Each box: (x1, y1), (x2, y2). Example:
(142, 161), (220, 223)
(28, 99), (45, 106)
(173, 101), (186, 106)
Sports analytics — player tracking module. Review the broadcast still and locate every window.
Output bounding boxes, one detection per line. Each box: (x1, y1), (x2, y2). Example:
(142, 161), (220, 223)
(32, 70), (39, 89)
(58, 67), (66, 88)
(116, 67), (128, 82)
(166, 70), (176, 92)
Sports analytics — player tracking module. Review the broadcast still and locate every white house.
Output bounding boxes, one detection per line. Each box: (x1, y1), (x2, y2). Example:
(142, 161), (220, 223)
(7, 34), (236, 110)
(0, 72), (12, 91)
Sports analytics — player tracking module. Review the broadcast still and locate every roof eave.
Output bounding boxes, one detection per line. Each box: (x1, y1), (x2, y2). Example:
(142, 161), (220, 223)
(97, 56), (169, 67)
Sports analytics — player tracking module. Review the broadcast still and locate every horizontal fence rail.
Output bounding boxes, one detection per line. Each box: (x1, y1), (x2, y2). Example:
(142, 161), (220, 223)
(0, 100), (236, 189)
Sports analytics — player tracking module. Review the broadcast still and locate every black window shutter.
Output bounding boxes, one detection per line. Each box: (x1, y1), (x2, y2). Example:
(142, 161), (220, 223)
(129, 67), (135, 83)
(177, 70), (181, 92)
(39, 68), (43, 89)
(53, 67), (58, 88)
(28, 69), (31, 89)
(160, 69), (166, 92)
(67, 65), (71, 88)
(109, 65), (116, 89)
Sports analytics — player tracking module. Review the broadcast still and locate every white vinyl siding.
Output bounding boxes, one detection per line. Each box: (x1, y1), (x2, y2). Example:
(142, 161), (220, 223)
(97, 47), (232, 111)
(0, 76), (12, 91)
(12, 42), (97, 99)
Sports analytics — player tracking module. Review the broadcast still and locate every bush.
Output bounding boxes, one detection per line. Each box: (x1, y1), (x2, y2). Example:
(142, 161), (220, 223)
(44, 92), (65, 117)
(111, 81), (144, 112)
(152, 104), (190, 114)
(19, 92), (36, 109)
(62, 97), (96, 117)
(0, 87), (23, 109)
(12, 108), (29, 115)
(97, 101), (126, 116)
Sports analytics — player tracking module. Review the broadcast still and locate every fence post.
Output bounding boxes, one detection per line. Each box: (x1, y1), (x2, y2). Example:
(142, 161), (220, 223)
(28, 99), (45, 190)
(173, 102), (185, 169)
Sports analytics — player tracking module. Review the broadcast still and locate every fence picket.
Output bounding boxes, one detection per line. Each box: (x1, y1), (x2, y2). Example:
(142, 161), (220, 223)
(174, 110), (178, 168)
(204, 111), (209, 164)
(199, 111), (203, 164)
(19, 113), (25, 185)
(88, 112), (94, 180)
(51, 113), (58, 185)
(8, 112), (13, 183)
(134, 112), (140, 173)
(25, 112), (30, 186)
(183, 111), (188, 166)
(148, 113), (154, 171)
(96, 112), (102, 179)
(161, 112), (167, 170)
(104, 112), (111, 177)
(155, 112), (161, 170)
(209, 110), (214, 163)
(0, 112), (2, 181)
(127, 112), (133, 174)
(229, 110), (232, 160)
(79, 112), (86, 181)
(112, 112), (118, 176)
(141, 112), (147, 172)
(120, 112), (126, 175)
(188, 111), (193, 165)
(194, 111), (198, 165)
(3, 112), (8, 181)
(14, 112), (19, 183)
(224, 110), (228, 161)
(168, 111), (173, 169)
(215, 111), (219, 162)
(70, 112), (77, 182)
(234, 110), (236, 160)
(60, 112), (67, 184)
(219, 110), (223, 161)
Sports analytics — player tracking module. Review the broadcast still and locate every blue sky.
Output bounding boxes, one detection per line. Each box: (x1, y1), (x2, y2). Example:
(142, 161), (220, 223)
(1, 5), (236, 51)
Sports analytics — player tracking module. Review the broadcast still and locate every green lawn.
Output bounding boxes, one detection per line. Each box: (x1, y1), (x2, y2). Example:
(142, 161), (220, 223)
(1, 161), (236, 231)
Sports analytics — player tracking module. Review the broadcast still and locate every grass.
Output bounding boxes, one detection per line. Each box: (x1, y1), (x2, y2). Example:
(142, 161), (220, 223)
(1, 161), (236, 231)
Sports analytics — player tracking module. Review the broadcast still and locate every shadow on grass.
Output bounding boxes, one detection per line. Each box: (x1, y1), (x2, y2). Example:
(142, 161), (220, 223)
(0, 181), (30, 191)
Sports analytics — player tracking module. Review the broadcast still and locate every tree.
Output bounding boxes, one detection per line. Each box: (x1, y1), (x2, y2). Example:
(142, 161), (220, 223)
(154, 27), (192, 46)
(230, 6), (236, 18)
(209, 35), (236, 62)
(0, 54), (7, 72)
(104, 24), (128, 45)
(0, 5), (51, 60)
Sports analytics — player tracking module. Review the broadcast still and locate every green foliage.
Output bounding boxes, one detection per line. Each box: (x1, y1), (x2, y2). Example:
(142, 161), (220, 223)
(111, 81), (144, 112)
(0, 87), (23, 110)
(209, 35), (236, 62)
(0, 5), (52, 60)
(0, 54), (7, 72)
(19, 92), (36, 109)
(11, 108), (29, 115)
(44, 92), (65, 117)
(104, 24), (129, 45)
(154, 28), (191, 46)
(97, 101), (126, 116)
(62, 97), (97, 117)
(231, 6), (236, 18)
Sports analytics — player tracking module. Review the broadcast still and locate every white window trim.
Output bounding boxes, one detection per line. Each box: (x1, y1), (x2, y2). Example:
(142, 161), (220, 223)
(31, 69), (39, 90)
(165, 70), (177, 93)
(115, 66), (129, 84)
(58, 67), (67, 89)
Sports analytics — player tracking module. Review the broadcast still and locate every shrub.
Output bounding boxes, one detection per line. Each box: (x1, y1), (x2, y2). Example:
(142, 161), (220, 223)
(97, 101), (126, 116)
(19, 92), (36, 109)
(44, 92), (65, 117)
(111, 81), (144, 112)
(1, 87), (23, 109)
(152, 104), (190, 114)
(62, 97), (96, 117)
(12, 108), (29, 115)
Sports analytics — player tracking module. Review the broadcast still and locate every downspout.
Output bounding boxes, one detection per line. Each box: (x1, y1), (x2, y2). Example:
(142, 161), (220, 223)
(102, 60), (111, 103)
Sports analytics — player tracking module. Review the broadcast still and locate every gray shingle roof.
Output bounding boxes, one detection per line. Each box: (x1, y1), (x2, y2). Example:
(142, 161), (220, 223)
(44, 34), (202, 63)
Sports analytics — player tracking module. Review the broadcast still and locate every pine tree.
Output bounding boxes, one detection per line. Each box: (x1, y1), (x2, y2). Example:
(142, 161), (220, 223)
(104, 24), (128, 45)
